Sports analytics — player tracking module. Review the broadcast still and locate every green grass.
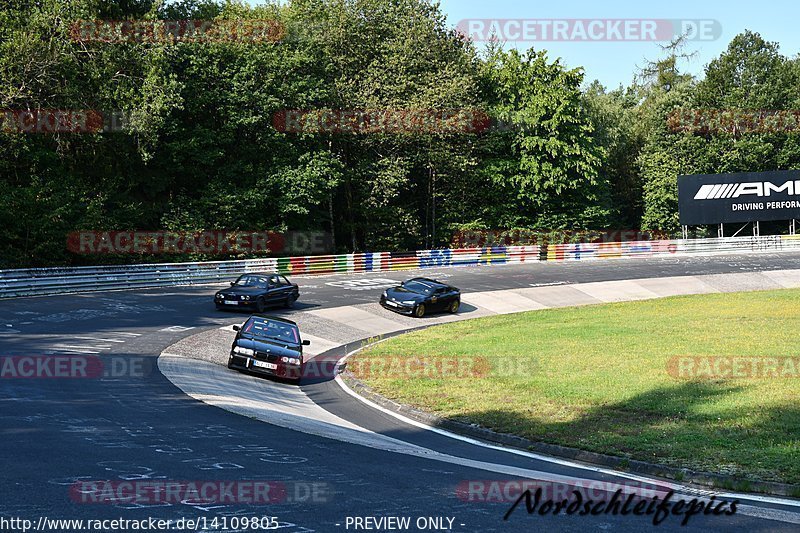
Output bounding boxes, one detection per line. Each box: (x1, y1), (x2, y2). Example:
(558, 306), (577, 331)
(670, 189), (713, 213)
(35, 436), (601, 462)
(352, 289), (800, 484)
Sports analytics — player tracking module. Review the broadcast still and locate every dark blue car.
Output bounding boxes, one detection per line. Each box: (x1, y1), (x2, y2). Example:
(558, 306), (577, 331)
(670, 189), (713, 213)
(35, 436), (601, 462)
(214, 273), (299, 313)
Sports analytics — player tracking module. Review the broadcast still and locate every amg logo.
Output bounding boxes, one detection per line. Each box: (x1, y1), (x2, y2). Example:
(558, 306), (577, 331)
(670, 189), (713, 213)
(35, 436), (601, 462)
(694, 181), (800, 200)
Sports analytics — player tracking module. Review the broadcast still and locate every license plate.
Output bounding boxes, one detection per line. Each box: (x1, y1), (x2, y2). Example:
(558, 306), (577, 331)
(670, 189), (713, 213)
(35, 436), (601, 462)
(224, 301), (239, 305)
(253, 360), (277, 370)
(386, 300), (399, 307)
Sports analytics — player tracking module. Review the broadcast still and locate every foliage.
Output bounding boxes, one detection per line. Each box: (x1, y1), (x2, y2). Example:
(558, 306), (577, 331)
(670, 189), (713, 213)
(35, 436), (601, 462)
(1, 1), (798, 267)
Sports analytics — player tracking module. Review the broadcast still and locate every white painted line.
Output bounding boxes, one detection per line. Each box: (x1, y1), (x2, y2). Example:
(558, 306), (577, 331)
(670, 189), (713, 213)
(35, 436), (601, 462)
(334, 348), (800, 512)
(61, 344), (111, 350)
(71, 336), (126, 343)
(160, 326), (196, 332)
(159, 268), (800, 521)
(159, 356), (674, 492)
(738, 505), (800, 525)
(158, 354), (436, 454)
(50, 345), (103, 354)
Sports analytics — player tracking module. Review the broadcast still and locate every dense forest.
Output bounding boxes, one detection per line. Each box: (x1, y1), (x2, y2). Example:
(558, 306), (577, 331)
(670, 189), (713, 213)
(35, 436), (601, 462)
(2, 0), (800, 268)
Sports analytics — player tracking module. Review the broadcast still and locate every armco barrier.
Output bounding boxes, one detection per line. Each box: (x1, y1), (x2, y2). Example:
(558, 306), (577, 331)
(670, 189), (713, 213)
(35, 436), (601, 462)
(546, 235), (799, 261)
(0, 246), (540, 298)
(1, 236), (798, 298)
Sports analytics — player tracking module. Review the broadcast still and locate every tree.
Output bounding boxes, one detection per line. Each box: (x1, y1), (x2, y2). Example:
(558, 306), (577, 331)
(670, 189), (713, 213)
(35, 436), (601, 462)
(476, 47), (611, 229)
(638, 31), (800, 233)
(583, 81), (646, 227)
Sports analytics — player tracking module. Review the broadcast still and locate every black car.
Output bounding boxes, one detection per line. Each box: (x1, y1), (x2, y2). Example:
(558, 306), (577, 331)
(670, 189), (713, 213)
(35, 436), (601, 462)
(214, 273), (300, 312)
(227, 315), (311, 384)
(380, 277), (460, 317)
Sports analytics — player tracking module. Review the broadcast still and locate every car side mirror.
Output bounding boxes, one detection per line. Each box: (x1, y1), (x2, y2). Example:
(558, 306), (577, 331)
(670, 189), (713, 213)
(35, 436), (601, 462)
(229, 281), (235, 286)
(232, 325), (241, 332)
(302, 340), (311, 346)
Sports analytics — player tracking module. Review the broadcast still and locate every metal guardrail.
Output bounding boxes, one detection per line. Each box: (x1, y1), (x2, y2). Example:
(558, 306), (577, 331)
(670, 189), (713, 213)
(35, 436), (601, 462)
(1, 236), (798, 299)
(546, 235), (800, 261)
(0, 246), (541, 298)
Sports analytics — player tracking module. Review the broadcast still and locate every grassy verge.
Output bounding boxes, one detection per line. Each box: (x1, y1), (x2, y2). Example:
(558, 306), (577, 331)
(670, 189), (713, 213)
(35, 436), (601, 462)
(351, 289), (800, 484)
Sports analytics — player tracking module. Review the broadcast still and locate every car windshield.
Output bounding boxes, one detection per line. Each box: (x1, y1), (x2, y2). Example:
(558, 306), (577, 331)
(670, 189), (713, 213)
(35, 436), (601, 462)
(234, 275), (269, 289)
(242, 317), (299, 344)
(402, 281), (436, 295)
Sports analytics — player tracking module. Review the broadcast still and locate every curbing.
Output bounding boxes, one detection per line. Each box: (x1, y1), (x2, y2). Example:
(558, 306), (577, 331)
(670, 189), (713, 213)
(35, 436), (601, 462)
(157, 268), (800, 501)
(339, 349), (800, 499)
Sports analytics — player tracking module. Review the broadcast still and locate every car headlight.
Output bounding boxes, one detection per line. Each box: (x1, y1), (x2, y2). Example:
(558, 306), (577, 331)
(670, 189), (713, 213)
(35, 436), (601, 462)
(240, 295), (251, 301)
(401, 300), (416, 305)
(281, 357), (301, 365)
(233, 346), (254, 356)
(382, 291), (388, 298)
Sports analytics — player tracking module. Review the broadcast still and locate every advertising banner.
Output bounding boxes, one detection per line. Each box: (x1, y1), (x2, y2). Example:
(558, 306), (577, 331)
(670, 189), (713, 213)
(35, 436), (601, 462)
(678, 170), (800, 225)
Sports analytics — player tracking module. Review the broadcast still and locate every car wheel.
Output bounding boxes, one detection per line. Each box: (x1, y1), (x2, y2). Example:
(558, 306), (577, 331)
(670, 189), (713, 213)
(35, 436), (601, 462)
(285, 293), (298, 308)
(449, 299), (460, 313)
(415, 304), (426, 318)
(256, 297), (266, 313)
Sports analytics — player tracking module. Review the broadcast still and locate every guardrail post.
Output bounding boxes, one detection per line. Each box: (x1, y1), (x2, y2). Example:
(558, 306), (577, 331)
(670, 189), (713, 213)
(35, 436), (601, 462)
(4, 236), (800, 298)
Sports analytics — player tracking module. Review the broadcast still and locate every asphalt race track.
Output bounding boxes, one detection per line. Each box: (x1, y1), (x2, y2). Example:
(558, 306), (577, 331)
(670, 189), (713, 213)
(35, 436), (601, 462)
(3, 253), (800, 532)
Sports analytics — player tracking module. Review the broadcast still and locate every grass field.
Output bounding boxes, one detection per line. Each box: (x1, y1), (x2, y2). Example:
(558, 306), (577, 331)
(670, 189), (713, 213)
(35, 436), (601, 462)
(351, 289), (800, 485)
